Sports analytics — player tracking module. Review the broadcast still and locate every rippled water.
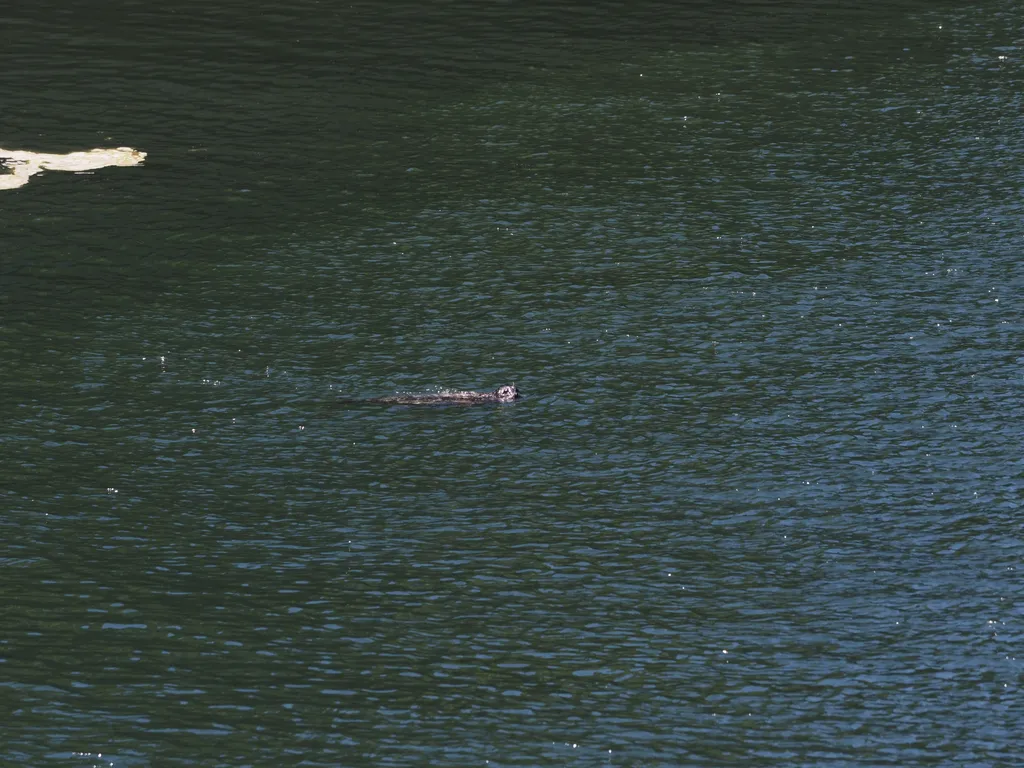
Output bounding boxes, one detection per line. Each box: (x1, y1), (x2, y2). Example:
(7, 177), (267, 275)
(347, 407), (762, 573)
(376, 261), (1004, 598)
(2, 1), (1023, 765)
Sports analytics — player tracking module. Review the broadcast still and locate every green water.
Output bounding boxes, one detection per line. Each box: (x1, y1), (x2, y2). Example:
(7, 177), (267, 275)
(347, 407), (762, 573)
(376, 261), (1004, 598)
(2, 1), (1023, 765)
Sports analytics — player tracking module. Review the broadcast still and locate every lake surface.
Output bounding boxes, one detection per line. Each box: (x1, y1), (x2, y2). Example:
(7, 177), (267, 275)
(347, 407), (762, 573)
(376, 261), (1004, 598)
(2, 0), (1022, 765)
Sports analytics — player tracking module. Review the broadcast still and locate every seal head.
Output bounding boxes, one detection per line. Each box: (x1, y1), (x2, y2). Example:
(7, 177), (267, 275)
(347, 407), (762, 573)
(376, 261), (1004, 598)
(494, 384), (520, 402)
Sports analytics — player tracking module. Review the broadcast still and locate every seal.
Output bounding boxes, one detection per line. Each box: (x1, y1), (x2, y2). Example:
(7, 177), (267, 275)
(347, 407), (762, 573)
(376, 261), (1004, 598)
(365, 384), (520, 406)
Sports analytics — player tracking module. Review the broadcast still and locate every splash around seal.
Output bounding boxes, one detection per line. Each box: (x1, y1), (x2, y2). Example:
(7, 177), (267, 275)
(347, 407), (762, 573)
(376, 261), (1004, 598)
(364, 384), (520, 406)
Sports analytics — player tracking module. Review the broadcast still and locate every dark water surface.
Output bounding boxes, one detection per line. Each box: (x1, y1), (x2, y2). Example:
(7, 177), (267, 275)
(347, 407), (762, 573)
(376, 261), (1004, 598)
(3, 1), (1023, 765)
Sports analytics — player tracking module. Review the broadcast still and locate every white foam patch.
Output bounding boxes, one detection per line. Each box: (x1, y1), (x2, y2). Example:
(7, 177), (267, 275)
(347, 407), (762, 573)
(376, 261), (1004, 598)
(0, 146), (146, 189)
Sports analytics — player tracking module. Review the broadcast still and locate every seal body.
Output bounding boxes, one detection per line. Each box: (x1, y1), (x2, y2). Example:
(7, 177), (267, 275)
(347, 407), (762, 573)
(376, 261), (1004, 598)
(366, 384), (520, 406)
